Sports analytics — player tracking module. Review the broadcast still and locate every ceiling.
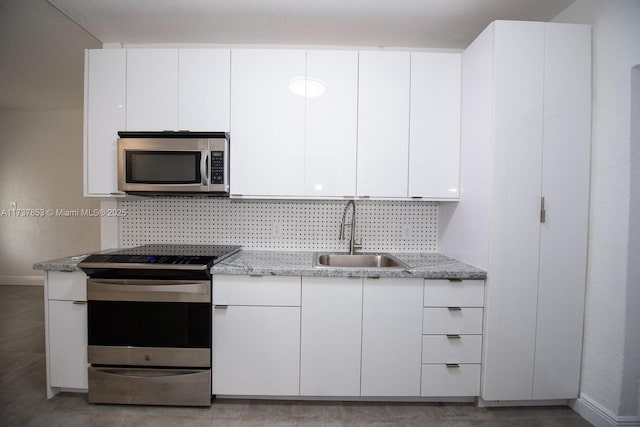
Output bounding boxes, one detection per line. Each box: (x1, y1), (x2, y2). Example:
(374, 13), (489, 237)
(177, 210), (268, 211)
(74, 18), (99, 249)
(0, 0), (575, 111)
(48, 0), (575, 49)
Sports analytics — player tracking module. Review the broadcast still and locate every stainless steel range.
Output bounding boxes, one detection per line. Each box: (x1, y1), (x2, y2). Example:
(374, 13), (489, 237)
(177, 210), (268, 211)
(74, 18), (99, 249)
(78, 244), (240, 407)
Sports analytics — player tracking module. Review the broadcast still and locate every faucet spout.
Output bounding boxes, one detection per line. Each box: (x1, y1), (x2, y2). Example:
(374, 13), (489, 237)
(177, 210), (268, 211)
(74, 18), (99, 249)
(339, 200), (362, 255)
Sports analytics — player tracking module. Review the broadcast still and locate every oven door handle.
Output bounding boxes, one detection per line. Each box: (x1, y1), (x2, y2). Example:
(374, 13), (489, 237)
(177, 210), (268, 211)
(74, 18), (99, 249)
(87, 279), (210, 303)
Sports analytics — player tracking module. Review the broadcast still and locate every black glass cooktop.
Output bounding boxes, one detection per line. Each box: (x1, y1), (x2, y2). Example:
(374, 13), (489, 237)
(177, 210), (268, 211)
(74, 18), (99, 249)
(79, 244), (241, 269)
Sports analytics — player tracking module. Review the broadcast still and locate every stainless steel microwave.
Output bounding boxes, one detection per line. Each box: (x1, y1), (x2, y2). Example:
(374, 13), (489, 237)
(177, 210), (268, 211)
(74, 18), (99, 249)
(117, 131), (229, 195)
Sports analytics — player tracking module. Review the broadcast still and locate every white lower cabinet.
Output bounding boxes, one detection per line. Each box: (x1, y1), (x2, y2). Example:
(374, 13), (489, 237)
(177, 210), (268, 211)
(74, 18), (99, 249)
(212, 275), (301, 396)
(421, 279), (484, 397)
(300, 277), (362, 396)
(301, 276), (423, 397)
(213, 274), (484, 399)
(48, 301), (88, 388)
(421, 365), (482, 397)
(45, 271), (88, 395)
(361, 277), (423, 396)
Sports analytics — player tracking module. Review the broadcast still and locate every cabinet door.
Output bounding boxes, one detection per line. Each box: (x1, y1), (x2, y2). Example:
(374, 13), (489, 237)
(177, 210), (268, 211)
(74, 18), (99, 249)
(178, 49), (230, 131)
(126, 49), (179, 131)
(305, 50), (358, 197)
(230, 49), (306, 196)
(357, 51), (410, 197)
(361, 278), (423, 396)
(300, 277), (362, 396)
(409, 52), (461, 199)
(212, 305), (300, 395)
(481, 21), (545, 401)
(533, 23), (591, 400)
(48, 300), (88, 389)
(84, 49), (126, 196)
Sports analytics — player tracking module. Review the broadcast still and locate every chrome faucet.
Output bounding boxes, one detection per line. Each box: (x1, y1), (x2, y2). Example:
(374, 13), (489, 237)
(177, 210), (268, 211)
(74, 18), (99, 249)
(339, 200), (363, 255)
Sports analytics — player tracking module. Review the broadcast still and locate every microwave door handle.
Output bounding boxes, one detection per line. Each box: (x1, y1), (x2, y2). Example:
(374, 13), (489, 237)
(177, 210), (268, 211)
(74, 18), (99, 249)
(201, 151), (210, 186)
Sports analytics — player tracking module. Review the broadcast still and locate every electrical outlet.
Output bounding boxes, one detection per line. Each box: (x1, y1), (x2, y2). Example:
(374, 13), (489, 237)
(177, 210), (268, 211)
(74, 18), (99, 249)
(10, 202), (17, 210)
(272, 222), (283, 238)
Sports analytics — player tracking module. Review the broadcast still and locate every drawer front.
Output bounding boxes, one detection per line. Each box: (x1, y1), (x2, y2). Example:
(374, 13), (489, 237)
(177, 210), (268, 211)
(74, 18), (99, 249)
(88, 367), (211, 406)
(48, 271), (87, 301)
(424, 280), (484, 307)
(421, 364), (481, 397)
(421, 335), (482, 364)
(213, 275), (301, 306)
(422, 307), (483, 334)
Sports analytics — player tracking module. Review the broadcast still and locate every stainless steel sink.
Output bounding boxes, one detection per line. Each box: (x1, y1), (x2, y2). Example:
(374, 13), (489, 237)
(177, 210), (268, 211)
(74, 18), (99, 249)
(313, 253), (408, 269)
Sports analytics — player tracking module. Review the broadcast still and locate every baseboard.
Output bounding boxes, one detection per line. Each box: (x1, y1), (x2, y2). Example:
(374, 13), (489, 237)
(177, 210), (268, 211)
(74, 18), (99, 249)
(571, 394), (640, 427)
(0, 275), (44, 286)
(478, 398), (568, 407)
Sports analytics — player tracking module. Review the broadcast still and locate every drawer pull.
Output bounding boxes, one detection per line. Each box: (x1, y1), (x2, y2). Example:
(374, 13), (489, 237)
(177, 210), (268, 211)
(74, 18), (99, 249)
(446, 334), (461, 339)
(447, 306), (462, 311)
(214, 304), (228, 309)
(446, 363), (460, 368)
(72, 300), (86, 305)
(249, 274), (263, 278)
(449, 279), (463, 283)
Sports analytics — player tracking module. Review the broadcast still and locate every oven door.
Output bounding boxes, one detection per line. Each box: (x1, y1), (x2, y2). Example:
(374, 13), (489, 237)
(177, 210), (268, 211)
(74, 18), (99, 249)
(87, 278), (211, 368)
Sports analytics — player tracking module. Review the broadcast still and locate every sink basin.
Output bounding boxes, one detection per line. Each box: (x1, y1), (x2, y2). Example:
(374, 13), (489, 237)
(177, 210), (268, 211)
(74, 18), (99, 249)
(313, 253), (408, 269)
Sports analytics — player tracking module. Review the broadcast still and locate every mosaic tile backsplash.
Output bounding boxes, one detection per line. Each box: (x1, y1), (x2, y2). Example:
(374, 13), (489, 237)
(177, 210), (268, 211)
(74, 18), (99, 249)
(119, 198), (438, 252)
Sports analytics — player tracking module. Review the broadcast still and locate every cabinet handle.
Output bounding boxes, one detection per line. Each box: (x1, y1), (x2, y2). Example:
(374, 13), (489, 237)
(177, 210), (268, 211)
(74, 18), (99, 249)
(447, 306), (462, 311)
(72, 300), (86, 305)
(446, 363), (460, 368)
(449, 278), (462, 283)
(540, 196), (546, 224)
(214, 304), (228, 309)
(446, 334), (461, 339)
(60, 269), (75, 273)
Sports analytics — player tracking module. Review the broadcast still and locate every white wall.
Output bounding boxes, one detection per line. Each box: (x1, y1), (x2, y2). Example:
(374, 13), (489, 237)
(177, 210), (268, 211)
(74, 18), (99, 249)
(0, 111), (101, 284)
(627, 64), (640, 420)
(554, 0), (640, 420)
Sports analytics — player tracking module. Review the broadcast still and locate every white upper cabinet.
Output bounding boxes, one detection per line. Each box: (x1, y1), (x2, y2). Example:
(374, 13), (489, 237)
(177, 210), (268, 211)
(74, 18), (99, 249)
(230, 49), (306, 196)
(84, 49), (126, 197)
(409, 52), (461, 199)
(126, 49), (179, 131)
(305, 50), (358, 197)
(85, 47), (462, 199)
(178, 49), (230, 131)
(127, 49), (230, 132)
(357, 51), (411, 198)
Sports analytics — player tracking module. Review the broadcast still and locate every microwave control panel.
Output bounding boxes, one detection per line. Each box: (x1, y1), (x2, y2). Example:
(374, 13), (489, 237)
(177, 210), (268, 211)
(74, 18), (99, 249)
(211, 151), (225, 184)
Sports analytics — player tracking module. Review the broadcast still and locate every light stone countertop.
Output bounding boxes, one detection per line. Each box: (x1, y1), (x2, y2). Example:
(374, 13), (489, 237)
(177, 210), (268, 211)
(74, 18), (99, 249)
(33, 252), (100, 272)
(34, 249), (486, 280)
(212, 250), (486, 280)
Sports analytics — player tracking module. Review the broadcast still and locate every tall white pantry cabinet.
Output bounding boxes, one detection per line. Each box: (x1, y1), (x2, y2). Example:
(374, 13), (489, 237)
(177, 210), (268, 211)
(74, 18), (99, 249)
(440, 21), (591, 401)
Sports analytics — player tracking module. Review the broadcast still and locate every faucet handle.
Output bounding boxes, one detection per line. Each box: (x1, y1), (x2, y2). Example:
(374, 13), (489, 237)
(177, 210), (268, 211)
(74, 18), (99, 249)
(353, 240), (363, 250)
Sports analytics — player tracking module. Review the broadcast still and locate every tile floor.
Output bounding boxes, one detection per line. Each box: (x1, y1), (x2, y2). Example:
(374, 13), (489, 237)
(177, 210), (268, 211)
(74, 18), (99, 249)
(0, 284), (592, 427)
